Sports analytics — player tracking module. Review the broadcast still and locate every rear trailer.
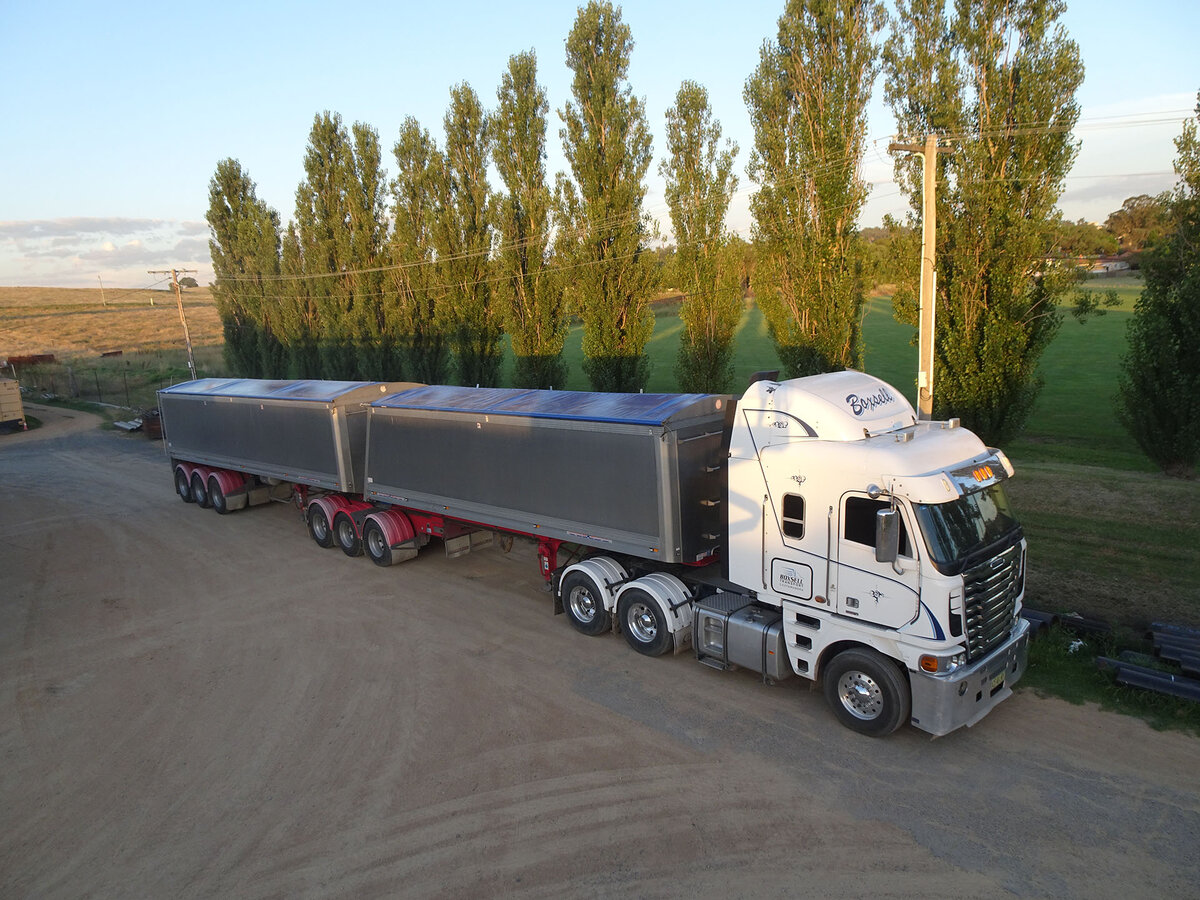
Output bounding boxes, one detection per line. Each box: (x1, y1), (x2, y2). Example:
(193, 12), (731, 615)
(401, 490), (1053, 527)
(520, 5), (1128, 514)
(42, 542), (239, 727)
(159, 378), (418, 491)
(364, 385), (734, 565)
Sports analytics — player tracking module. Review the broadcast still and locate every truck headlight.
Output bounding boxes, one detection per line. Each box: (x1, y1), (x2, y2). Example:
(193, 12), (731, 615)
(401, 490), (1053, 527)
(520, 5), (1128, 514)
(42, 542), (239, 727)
(919, 652), (966, 674)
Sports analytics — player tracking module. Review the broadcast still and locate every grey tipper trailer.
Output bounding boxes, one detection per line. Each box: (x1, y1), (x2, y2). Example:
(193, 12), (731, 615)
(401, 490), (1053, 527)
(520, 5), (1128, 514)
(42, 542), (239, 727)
(159, 379), (418, 491)
(364, 385), (735, 564)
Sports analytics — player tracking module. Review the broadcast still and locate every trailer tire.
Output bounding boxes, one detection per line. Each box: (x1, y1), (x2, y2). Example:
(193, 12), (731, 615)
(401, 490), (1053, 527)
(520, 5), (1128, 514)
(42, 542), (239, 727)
(335, 513), (363, 557)
(190, 471), (210, 509)
(308, 506), (334, 549)
(617, 589), (672, 657)
(561, 570), (612, 636)
(208, 475), (229, 515)
(175, 467), (194, 503)
(363, 519), (395, 567)
(822, 648), (911, 737)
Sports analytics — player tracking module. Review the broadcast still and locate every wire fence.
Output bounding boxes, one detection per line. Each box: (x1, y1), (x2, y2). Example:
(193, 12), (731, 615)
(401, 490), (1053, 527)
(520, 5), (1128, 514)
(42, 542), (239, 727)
(10, 348), (222, 412)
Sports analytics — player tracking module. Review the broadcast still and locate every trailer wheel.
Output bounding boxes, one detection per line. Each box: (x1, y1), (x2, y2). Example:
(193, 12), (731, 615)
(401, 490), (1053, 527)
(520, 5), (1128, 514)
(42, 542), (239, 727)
(175, 467), (194, 503)
(363, 520), (395, 567)
(208, 476), (230, 515)
(561, 570), (612, 636)
(617, 589), (672, 657)
(190, 471), (210, 508)
(822, 648), (911, 737)
(335, 513), (363, 557)
(308, 506), (334, 549)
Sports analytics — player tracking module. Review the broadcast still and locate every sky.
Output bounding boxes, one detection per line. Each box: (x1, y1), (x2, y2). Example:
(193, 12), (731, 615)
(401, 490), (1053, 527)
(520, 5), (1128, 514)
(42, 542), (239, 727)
(1, 0), (1196, 289)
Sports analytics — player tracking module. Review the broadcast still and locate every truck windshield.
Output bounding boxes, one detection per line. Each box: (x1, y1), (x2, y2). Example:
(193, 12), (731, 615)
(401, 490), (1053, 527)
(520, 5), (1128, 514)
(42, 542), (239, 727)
(914, 484), (1021, 574)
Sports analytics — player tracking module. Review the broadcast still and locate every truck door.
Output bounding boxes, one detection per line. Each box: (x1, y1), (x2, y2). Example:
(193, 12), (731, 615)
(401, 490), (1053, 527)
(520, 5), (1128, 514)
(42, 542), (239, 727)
(832, 494), (920, 628)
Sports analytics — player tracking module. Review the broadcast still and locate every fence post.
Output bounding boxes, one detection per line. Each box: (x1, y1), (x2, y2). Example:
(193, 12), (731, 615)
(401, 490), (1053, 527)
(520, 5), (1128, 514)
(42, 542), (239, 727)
(94, 370), (102, 403)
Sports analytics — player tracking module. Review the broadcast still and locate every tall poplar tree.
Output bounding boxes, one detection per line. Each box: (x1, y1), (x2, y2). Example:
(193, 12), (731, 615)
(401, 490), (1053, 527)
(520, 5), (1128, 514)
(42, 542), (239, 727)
(276, 222), (321, 378)
(206, 158), (284, 377)
(345, 122), (392, 380)
(391, 117), (451, 384)
(559, 0), (657, 393)
(1117, 95), (1200, 476)
(294, 111), (356, 379)
(660, 81), (741, 393)
(493, 50), (567, 389)
(435, 84), (502, 387)
(745, 0), (882, 378)
(883, 0), (1083, 443)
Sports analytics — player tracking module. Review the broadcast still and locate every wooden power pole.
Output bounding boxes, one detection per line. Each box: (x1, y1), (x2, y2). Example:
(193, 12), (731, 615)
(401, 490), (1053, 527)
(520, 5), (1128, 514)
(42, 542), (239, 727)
(888, 134), (950, 420)
(149, 268), (198, 380)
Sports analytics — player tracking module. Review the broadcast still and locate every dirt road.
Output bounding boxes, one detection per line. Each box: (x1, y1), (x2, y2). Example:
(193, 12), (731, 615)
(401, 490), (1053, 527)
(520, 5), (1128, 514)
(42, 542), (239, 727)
(2, 418), (1198, 899)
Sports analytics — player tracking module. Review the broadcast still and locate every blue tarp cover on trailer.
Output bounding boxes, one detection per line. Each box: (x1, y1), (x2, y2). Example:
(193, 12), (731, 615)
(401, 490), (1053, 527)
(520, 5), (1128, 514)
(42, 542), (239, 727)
(373, 384), (718, 426)
(160, 378), (382, 402)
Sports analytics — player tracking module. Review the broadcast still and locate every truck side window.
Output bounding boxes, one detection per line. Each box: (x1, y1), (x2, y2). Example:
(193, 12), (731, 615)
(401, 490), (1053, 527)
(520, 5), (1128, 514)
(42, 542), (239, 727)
(781, 494), (804, 538)
(844, 496), (911, 557)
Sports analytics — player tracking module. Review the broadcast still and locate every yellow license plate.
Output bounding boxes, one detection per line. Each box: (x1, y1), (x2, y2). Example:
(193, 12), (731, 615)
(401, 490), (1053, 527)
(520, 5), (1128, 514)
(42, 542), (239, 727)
(990, 670), (1005, 692)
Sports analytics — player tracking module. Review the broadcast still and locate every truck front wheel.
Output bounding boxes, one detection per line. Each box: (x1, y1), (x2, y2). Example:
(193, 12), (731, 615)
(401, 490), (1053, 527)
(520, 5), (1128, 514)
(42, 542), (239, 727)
(617, 590), (672, 657)
(822, 648), (911, 737)
(561, 570), (612, 636)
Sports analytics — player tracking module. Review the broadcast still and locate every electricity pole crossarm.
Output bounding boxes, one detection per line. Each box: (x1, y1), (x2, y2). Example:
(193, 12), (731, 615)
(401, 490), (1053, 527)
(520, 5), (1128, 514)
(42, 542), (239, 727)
(149, 268), (199, 381)
(889, 134), (951, 421)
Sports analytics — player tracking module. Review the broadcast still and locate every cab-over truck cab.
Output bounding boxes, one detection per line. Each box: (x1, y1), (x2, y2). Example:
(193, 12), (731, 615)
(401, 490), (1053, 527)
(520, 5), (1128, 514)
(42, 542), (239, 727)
(725, 371), (1030, 735)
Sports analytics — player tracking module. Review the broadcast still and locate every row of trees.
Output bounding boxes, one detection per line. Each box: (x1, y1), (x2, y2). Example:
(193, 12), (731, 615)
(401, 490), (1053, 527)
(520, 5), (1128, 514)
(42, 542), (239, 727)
(211, 0), (1105, 447)
(209, 3), (678, 393)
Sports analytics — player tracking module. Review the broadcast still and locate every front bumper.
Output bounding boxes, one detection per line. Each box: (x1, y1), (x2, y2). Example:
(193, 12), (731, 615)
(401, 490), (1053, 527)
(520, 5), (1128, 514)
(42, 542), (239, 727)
(909, 617), (1030, 737)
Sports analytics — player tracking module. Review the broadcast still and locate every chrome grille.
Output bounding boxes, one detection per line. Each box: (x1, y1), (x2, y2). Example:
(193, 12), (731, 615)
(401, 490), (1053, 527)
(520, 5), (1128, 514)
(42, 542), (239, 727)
(962, 542), (1022, 660)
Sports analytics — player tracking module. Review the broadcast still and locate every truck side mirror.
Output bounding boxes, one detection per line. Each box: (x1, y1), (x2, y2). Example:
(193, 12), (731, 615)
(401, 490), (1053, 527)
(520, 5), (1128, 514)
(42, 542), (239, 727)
(875, 508), (900, 564)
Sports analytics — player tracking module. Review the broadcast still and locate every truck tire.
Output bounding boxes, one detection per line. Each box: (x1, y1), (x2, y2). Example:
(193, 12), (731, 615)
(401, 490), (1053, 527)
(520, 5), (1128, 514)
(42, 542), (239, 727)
(175, 467), (194, 503)
(190, 471), (210, 509)
(208, 475), (229, 515)
(617, 589), (672, 657)
(822, 648), (911, 737)
(308, 506), (334, 549)
(335, 513), (363, 557)
(561, 570), (612, 636)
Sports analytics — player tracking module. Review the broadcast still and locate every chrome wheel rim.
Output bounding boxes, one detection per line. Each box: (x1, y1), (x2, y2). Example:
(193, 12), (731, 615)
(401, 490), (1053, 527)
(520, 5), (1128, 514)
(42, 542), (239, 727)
(568, 586), (598, 623)
(836, 670), (884, 720)
(627, 602), (658, 643)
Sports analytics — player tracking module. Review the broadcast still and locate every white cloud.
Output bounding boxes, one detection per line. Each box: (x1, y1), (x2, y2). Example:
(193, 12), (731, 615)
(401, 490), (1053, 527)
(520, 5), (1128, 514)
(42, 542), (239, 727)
(0, 218), (213, 287)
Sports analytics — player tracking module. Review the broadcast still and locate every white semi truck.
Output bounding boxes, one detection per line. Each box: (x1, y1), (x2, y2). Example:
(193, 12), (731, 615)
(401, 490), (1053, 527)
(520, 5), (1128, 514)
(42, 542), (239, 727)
(159, 370), (1029, 737)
